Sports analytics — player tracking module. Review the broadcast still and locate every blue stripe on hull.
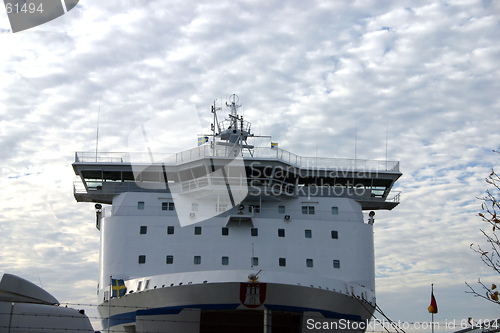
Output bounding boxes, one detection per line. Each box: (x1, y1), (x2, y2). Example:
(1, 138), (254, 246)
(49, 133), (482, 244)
(102, 302), (365, 329)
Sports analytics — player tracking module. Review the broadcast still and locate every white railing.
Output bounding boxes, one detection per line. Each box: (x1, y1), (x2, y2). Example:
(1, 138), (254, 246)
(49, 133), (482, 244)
(387, 191), (401, 202)
(75, 145), (400, 172)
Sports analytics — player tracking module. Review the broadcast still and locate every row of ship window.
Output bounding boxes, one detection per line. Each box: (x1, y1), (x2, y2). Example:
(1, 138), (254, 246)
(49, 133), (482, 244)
(137, 255), (341, 269)
(140, 226), (339, 239)
(137, 201), (339, 215)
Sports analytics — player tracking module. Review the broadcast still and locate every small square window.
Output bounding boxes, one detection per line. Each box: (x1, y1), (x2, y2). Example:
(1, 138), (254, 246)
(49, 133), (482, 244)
(331, 230), (338, 239)
(279, 258), (286, 267)
(306, 259), (314, 268)
(138, 255), (146, 264)
(278, 205), (285, 214)
(194, 256), (201, 265)
(331, 206), (339, 215)
(252, 257), (259, 266)
(301, 206), (308, 214)
(251, 228), (258, 236)
(222, 256), (229, 265)
(333, 260), (340, 268)
(166, 255), (174, 264)
(140, 226), (147, 234)
(167, 226), (174, 234)
(278, 229), (285, 237)
(308, 206), (315, 214)
(194, 226), (202, 235)
(192, 203), (198, 211)
(222, 227), (229, 236)
(138, 201), (145, 210)
(305, 229), (312, 238)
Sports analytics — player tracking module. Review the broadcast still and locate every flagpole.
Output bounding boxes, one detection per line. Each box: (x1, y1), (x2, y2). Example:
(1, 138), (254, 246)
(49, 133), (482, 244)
(431, 284), (434, 333)
(108, 275), (112, 333)
(428, 283), (438, 332)
(432, 312), (434, 333)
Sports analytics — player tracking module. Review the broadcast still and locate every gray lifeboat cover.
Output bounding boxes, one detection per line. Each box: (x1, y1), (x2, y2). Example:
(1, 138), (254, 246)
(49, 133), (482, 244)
(0, 273), (59, 305)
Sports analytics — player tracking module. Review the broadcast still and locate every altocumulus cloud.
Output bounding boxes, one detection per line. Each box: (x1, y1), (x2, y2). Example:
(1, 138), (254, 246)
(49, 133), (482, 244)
(0, 0), (500, 330)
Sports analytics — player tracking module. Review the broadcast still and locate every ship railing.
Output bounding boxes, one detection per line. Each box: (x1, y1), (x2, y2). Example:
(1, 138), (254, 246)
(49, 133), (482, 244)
(74, 177), (401, 205)
(250, 147), (399, 172)
(75, 145), (400, 172)
(73, 181), (87, 194)
(387, 191), (401, 203)
(73, 180), (171, 195)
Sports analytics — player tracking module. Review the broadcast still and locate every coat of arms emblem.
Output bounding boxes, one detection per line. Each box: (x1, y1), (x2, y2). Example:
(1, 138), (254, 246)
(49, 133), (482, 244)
(239, 283), (266, 308)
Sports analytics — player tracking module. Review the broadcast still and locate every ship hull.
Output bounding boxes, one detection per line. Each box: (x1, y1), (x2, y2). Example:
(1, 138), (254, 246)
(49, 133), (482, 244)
(99, 280), (374, 332)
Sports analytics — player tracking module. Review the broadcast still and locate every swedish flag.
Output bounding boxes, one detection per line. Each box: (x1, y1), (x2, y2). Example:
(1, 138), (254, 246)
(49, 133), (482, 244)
(198, 136), (209, 146)
(112, 279), (127, 298)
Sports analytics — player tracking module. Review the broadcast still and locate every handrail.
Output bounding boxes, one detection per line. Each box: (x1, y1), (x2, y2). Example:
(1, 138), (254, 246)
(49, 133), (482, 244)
(75, 145), (400, 172)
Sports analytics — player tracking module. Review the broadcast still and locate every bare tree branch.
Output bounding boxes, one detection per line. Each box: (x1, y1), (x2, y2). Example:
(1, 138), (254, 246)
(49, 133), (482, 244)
(467, 149), (500, 304)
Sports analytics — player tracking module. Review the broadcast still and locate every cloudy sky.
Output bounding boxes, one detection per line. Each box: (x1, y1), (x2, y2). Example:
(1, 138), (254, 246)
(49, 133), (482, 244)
(1, 0), (500, 331)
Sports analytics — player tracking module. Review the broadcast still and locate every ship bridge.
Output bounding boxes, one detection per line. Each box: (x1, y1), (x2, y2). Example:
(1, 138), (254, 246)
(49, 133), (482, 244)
(73, 145), (401, 210)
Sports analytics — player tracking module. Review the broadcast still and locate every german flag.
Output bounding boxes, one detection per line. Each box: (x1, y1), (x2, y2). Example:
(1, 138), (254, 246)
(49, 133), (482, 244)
(428, 287), (438, 314)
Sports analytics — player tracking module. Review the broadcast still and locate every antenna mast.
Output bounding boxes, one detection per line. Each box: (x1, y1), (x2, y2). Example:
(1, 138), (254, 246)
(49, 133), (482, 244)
(95, 93), (101, 162)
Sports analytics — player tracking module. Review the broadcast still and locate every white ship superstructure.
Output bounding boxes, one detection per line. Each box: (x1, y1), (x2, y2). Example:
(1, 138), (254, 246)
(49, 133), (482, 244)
(73, 95), (401, 332)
